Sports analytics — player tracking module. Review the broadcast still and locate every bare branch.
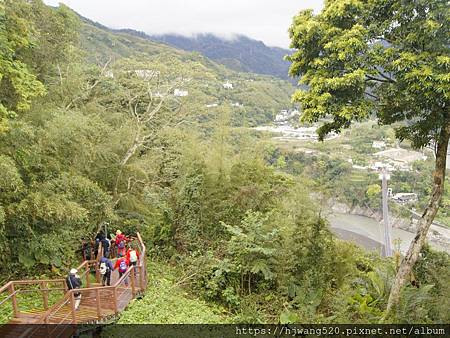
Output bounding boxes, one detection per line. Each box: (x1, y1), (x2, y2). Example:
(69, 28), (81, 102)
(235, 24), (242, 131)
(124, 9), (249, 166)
(364, 91), (379, 100)
(66, 57), (112, 110)
(365, 74), (394, 84)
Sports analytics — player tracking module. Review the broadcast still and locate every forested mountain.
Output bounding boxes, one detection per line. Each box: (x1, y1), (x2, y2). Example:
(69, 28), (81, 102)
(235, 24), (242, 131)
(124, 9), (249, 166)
(147, 33), (292, 80)
(0, 0), (448, 327)
(78, 18), (295, 126)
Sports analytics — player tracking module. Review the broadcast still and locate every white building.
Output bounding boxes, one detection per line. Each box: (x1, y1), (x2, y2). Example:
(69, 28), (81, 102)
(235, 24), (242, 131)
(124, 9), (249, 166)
(372, 141), (387, 149)
(392, 193), (418, 204)
(134, 69), (159, 80)
(223, 81), (233, 89)
(275, 110), (289, 122)
(206, 103), (218, 108)
(174, 89), (189, 97)
(231, 102), (243, 107)
(274, 109), (299, 123)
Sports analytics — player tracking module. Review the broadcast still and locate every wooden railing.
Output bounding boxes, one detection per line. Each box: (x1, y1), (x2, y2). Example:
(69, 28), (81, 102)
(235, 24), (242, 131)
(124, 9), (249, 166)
(0, 259), (92, 324)
(0, 232), (147, 329)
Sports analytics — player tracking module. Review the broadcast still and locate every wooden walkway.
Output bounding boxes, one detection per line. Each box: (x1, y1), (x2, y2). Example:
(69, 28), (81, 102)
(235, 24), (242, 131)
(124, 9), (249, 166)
(0, 233), (147, 337)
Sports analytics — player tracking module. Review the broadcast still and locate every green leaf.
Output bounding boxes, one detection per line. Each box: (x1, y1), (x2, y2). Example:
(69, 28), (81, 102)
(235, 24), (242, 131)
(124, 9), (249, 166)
(279, 311), (299, 324)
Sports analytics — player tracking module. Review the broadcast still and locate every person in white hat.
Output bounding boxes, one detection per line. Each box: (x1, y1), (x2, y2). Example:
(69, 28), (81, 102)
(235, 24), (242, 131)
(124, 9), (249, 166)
(66, 268), (82, 310)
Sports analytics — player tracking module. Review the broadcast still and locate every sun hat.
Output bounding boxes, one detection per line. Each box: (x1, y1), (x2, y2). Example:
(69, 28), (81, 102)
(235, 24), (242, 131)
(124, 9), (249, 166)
(70, 268), (78, 274)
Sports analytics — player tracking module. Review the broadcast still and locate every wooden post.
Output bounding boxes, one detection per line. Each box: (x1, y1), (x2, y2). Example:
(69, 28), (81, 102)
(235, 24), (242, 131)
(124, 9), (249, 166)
(86, 262), (91, 288)
(139, 266), (144, 291)
(130, 268), (136, 297)
(96, 289), (101, 320)
(113, 288), (118, 314)
(70, 292), (76, 324)
(9, 283), (18, 317)
(41, 281), (49, 310)
(95, 260), (100, 283)
(97, 242), (103, 263)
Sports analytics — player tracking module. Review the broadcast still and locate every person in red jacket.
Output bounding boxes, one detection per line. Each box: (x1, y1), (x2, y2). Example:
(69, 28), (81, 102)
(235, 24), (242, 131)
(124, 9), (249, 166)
(126, 245), (140, 274)
(115, 230), (128, 258)
(114, 255), (129, 286)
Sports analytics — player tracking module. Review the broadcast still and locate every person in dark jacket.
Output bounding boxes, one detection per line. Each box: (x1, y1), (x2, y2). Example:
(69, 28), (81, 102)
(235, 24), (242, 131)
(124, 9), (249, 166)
(66, 268), (82, 310)
(101, 237), (110, 258)
(94, 230), (105, 259)
(99, 256), (114, 286)
(81, 239), (92, 261)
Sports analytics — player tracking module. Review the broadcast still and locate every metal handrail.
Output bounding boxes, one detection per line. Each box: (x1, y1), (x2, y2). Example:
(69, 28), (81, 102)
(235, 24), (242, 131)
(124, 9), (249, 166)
(36, 291), (71, 324)
(0, 291), (18, 307)
(52, 304), (73, 325)
(49, 297), (70, 316)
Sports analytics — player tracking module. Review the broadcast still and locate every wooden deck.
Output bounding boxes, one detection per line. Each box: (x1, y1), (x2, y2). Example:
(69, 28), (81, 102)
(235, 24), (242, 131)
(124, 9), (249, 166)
(0, 233), (147, 337)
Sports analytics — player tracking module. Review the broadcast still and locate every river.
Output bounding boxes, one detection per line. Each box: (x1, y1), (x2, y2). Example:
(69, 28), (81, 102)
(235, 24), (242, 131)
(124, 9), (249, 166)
(328, 213), (450, 255)
(254, 124), (450, 255)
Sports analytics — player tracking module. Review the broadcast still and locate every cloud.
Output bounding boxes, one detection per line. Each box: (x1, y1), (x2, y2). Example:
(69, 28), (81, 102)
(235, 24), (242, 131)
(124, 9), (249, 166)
(44, 0), (323, 47)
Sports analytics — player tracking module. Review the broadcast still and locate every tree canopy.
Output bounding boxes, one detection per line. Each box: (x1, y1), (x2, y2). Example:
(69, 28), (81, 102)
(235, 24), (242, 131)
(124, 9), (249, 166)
(288, 0), (449, 147)
(0, 0), (45, 132)
(288, 0), (450, 316)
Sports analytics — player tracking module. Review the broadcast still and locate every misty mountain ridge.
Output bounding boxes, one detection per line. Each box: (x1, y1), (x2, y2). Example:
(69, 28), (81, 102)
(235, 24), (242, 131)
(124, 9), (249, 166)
(115, 30), (293, 81)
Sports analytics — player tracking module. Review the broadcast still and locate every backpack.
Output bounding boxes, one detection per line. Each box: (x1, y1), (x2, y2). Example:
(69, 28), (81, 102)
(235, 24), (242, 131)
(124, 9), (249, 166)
(119, 259), (127, 273)
(99, 262), (107, 275)
(129, 250), (138, 263)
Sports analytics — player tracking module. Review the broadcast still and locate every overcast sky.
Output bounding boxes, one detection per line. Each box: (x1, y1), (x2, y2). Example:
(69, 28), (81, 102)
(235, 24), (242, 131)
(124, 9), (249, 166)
(43, 0), (324, 48)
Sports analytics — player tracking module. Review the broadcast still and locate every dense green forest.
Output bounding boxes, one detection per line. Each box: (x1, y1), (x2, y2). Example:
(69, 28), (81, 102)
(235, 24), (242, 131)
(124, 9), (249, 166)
(0, 0), (449, 326)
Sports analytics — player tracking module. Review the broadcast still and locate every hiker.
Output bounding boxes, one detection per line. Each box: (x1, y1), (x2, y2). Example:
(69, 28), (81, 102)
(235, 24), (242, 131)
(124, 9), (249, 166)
(99, 256), (114, 286)
(126, 244), (140, 273)
(94, 230), (105, 258)
(66, 268), (82, 310)
(81, 239), (92, 261)
(115, 230), (128, 258)
(114, 255), (129, 285)
(101, 236), (110, 258)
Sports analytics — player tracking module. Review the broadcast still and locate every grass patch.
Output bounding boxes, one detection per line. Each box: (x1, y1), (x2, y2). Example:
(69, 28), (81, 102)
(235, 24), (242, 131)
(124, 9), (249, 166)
(116, 260), (230, 324)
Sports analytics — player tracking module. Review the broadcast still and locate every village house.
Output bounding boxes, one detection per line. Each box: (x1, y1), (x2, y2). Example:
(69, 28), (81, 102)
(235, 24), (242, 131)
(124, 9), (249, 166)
(372, 140), (387, 149)
(392, 193), (418, 204)
(174, 89), (189, 97)
(134, 69), (160, 80)
(274, 109), (300, 123)
(223, 81), (233, 89)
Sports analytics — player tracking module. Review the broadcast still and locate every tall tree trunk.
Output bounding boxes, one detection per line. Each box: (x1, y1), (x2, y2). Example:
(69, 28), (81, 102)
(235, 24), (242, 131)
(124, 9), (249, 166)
(385, 124), (450, 316)
(112, 130), (142, 206)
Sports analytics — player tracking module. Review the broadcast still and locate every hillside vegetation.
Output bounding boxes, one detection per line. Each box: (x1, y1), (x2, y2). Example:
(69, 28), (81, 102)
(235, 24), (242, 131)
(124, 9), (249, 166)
(79, 17), (295, 126)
